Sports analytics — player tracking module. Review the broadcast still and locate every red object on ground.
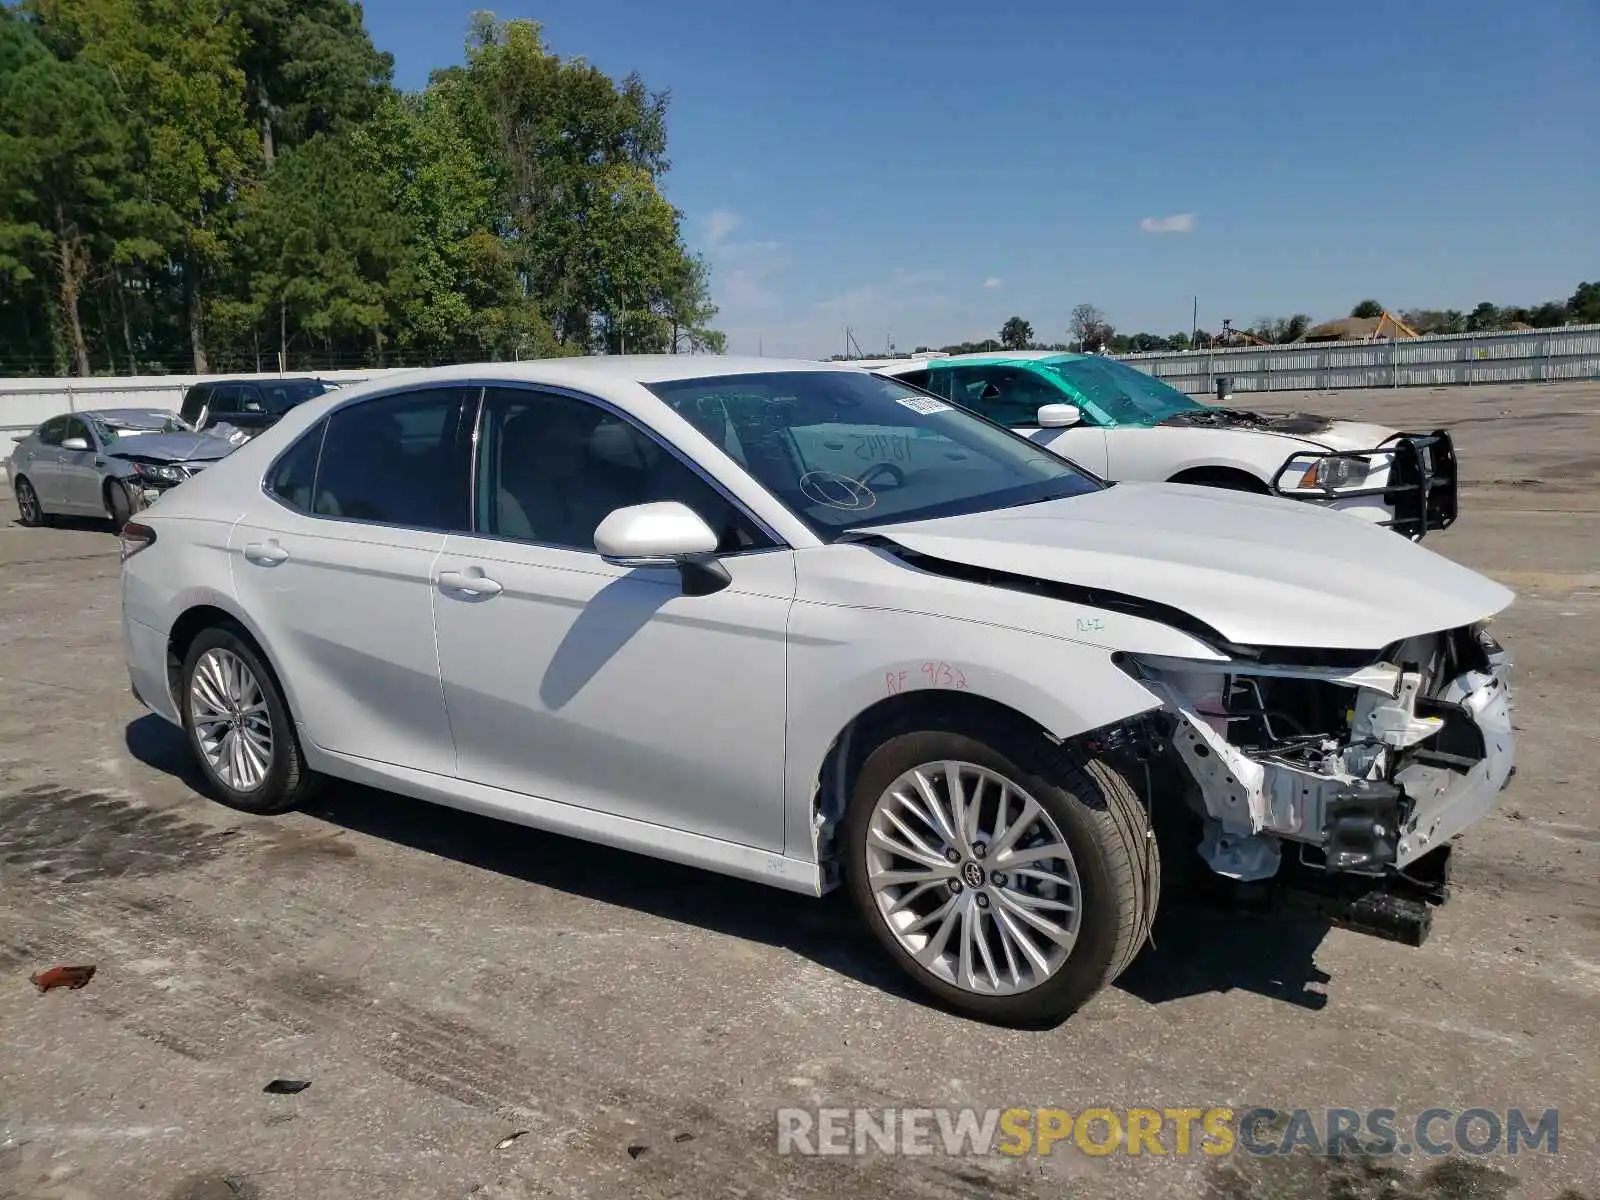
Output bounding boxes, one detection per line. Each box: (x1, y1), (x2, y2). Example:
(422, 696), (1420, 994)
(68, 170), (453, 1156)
(30, 965), (97, 992)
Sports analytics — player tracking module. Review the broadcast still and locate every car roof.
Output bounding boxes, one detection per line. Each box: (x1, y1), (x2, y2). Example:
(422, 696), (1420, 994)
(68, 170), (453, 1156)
(191, 376), (330, 387)
(82, 407), (179, 422)
(929, 351), (1089, 368)
(873, 351), (1100, 376)
(324, 355), (862, 393)
(501, 355), (851, 384)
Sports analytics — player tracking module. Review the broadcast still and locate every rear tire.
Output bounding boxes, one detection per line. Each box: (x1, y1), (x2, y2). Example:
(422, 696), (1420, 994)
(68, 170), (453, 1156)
(14, 476), (48, 527)
(843, 724), (1158, 1027)
(179, 626), (320, 815)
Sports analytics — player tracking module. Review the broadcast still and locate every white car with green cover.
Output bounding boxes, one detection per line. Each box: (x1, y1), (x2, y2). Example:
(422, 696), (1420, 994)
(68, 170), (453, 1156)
(873, 352), (1457, 538)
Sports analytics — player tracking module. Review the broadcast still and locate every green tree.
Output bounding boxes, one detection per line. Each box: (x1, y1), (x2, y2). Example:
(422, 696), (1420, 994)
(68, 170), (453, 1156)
(225, 131), (411, 369)
(450, 15), (695, 353)
(660, 252), (724, 353)
(999, 315), (1033, 349)
(31, 0), (258, 372)
(0, 14), (137, 374)
(1350, 299), (1384, 319)
(1465, 302), (1501, 332)
(1568, 282), (1600, 325)
(0, 1), (721, 373)
(235, 0), (394, 166)
(1069, 303), (1111, 351)
(1528, 301), (1568, 328)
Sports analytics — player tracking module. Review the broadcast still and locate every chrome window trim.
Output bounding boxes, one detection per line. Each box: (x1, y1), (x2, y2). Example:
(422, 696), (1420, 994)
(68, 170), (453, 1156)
(256, 377), (789, 553)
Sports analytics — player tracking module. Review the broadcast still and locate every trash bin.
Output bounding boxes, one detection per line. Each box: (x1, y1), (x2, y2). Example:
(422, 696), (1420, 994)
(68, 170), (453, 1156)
(1215, 376), (1233, 402)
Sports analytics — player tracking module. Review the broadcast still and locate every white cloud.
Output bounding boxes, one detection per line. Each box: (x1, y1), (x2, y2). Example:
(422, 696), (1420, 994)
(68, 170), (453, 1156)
(983, 277), (1003, 290)
(1139, 212), (1196, 234)
(704, 208), (741, 248)
(700, 208), (790, 331)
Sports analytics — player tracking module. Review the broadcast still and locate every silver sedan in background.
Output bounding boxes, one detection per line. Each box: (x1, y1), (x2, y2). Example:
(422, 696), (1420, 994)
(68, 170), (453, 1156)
(7, 408), (239, 529)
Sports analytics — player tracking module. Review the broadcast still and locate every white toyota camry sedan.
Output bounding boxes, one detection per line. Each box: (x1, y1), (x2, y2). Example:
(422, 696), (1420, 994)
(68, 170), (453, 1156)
(119, 356), (1516, 1026)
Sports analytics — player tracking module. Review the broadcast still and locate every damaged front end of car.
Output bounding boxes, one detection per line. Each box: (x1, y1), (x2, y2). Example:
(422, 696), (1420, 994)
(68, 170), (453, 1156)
(1122, 622), (1513, 944)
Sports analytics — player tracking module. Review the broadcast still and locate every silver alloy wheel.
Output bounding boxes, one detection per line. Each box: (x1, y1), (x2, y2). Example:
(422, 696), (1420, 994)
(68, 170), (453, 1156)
(16, 480), (39, 524)
(865, 760), (1082, 996)
(189, 647), (274, 792)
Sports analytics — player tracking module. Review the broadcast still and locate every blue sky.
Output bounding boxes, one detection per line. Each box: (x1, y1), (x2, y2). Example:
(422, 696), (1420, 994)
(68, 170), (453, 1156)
(366, 0), (1599, 356)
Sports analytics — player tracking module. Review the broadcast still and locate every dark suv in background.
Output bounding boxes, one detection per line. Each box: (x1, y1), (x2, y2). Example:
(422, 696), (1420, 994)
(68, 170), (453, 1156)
(178, 377), (334, 439)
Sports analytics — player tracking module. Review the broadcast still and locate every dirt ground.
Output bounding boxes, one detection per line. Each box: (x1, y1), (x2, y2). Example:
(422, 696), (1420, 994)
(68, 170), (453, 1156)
(1, 380), (1596, 1200)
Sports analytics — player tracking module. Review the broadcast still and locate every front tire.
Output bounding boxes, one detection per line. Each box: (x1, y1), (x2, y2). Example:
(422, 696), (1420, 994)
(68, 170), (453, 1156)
(106, 479), (136, 531)
(843, 726), (1157, 1027)
(179, 626), (319, 815)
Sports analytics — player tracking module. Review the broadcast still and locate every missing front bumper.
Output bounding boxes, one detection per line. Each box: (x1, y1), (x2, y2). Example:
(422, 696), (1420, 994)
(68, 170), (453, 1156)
(1134, 630), (1513, 884)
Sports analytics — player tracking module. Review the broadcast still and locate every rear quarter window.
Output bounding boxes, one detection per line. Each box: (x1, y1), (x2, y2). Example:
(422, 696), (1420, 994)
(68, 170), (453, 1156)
(265, 420), (326, 512)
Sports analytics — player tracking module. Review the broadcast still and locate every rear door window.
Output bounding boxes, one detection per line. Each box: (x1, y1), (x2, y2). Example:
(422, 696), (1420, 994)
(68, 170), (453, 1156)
(309, 388), (472, 529)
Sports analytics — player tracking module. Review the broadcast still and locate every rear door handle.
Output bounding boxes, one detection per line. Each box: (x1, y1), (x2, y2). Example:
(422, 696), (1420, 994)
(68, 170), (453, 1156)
(244, 540), (289, 565)
(437, 569), (502, 598)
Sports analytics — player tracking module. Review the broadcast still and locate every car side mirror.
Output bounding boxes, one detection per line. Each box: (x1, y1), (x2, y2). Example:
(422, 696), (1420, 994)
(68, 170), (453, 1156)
(595, 501), (729, 595)
(1037, 403), (1081, 428)
(61, 436), (90, 451)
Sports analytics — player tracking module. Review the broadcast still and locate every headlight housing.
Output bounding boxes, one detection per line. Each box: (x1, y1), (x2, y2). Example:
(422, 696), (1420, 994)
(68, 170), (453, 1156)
(129, 461), (185, 484)
(1275, 452), (1377, 494)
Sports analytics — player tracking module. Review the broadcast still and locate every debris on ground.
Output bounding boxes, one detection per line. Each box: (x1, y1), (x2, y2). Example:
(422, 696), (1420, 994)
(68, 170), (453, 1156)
(261, 1079), (311, 1094)
(626, 1144), (648, 1159)
(30, 964), (96, 992)
(495, 1131), (529, 1150)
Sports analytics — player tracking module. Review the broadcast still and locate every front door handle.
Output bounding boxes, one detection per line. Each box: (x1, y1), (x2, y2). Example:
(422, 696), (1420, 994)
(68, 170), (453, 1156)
(437, 568), (502, 598)
(244, 540), (289, 565)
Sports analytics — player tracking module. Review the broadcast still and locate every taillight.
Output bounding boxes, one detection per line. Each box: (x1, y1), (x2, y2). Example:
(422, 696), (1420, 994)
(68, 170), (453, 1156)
(120, 521), (156, 562)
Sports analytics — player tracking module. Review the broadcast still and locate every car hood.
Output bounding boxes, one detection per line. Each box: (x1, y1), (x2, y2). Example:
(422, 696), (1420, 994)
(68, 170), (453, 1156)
(107, 431), (238, 463)
(1158, 408), (1399, 451)
(1304, 418), (1404, 452)
(851, 482), (1512, 651)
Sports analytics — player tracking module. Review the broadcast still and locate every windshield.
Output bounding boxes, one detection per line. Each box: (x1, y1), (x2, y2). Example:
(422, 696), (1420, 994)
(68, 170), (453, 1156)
(90, 412), (191, 441)
(259, 381), (329, 413)
(646, 371), (1101, 539)
(1045, 357), (1205, 427)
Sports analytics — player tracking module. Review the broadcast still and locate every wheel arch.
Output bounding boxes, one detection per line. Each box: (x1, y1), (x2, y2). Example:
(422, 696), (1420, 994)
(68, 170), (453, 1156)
(163, 598), (299, 722)
(1166, 464), (1272, 493)
(788, 647), (1164, 890)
